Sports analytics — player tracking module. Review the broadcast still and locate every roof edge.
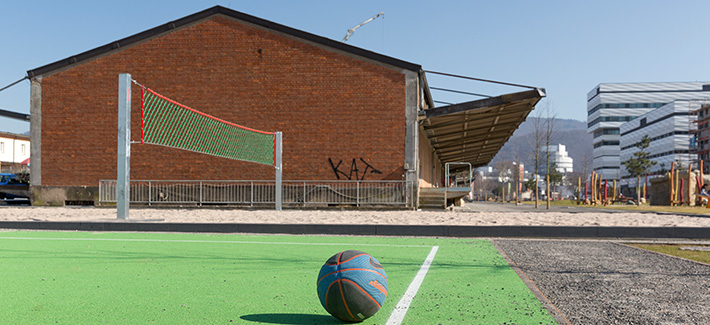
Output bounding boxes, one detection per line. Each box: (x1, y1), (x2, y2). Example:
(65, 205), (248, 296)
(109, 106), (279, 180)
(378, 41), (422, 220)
(28, 5), (421, 78)
(423, 88), (546, 119)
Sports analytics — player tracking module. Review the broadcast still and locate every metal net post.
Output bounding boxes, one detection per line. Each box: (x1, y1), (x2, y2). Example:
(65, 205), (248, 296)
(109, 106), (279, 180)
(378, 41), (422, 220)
(275, 132), (282, 210)
(117, 73), (131, 220)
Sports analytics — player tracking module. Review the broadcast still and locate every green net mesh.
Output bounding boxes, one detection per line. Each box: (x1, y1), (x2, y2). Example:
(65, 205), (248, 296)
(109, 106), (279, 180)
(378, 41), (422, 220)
(141, 87), (275, 166)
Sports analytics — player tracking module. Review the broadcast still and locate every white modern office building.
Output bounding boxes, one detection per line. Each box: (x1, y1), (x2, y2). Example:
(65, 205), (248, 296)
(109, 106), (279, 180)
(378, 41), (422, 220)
(542, 144), (573, 174)
(618, 101), (698, 187)
(587, 82), (710, 180)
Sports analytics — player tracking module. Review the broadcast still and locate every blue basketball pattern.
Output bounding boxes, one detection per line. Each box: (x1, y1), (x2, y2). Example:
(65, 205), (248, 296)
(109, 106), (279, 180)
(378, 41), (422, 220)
(317, 250), (388, 321)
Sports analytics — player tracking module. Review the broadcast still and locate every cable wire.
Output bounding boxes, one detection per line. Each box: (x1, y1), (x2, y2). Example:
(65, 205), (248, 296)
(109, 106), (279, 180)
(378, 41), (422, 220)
(429, 86), (492, 98)
(424, 70), (537, 89)
(0, 76), (29, 93)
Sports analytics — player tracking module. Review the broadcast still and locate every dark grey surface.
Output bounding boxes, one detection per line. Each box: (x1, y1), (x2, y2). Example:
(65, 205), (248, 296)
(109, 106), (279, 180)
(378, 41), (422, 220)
(1, 221), (709, 238)
(493, 239), (710, 324)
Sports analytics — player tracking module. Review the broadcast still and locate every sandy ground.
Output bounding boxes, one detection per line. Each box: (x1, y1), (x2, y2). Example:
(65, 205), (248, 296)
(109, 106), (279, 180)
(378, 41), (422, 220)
(1, 205), (710, 227)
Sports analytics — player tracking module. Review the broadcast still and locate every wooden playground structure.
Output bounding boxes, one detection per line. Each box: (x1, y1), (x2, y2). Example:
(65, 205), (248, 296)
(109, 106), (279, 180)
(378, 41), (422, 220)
(579, 161), (707, 207)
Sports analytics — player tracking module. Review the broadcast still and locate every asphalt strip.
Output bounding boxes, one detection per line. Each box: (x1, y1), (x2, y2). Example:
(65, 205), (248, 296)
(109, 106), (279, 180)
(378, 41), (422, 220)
(1, 220), (709, 238)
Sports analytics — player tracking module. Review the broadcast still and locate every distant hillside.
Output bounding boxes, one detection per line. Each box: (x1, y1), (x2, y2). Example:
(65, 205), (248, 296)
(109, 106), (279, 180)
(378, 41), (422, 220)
(490, 117), (592, 173)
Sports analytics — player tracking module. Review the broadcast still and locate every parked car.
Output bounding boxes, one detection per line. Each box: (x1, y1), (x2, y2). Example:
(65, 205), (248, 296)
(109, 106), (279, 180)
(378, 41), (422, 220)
(0, 173), (28, 199)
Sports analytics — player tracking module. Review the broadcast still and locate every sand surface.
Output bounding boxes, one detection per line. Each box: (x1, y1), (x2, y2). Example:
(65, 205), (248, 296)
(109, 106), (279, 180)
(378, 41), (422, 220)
(1, 206), (709, 227)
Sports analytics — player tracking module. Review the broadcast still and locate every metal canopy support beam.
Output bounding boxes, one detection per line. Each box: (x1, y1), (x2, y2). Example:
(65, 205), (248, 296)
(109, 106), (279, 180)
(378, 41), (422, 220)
(430, 131), (515, 149)
(0, 108), (30, 122)
(423, 107), (533, 131)
(117, 73), (131, 220)
(425, 124), (519, 142)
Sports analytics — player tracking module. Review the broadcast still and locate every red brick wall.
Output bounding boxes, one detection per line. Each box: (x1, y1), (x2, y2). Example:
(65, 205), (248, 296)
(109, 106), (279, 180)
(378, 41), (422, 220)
(40, 16), (406, 187)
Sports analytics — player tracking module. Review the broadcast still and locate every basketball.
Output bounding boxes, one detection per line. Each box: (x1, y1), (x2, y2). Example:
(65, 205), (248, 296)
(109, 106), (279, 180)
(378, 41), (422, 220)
(316, 250), (388, 322)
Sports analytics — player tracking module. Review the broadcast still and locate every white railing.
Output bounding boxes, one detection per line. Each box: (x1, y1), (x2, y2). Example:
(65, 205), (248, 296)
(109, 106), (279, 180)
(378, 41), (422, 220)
(99, 180), (412, 207)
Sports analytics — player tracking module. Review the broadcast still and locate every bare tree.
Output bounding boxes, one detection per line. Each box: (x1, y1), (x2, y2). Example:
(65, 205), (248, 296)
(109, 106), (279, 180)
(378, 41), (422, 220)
(528, 109), (546, 208)
(494, 159), (514, 201)
(543, 101), (557, 209)
(512, 146), (524, 205)
(579, 150), (593, 201)
(473, 173), (496, 201)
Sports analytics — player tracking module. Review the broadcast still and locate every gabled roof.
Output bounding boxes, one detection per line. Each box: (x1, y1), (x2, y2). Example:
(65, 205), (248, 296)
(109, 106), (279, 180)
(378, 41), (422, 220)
(0, 131), (30, 140)
(27, 6), (421, 78)
(421, 88), (546, 168)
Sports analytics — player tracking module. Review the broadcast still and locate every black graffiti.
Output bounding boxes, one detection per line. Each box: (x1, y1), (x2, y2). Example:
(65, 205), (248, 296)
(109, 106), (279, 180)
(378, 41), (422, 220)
(328, 158), (382, 180)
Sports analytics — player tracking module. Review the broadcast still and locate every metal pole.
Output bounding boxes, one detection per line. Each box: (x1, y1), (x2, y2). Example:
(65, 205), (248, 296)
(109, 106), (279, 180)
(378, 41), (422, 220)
(275, 132), (283, 210)
(117, 73), (131, 220)
(357, 181), (360, 207)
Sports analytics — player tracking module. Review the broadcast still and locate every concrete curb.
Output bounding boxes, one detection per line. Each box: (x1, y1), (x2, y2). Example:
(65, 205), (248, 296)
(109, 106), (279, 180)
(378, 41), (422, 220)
(1, 221), (709, 238)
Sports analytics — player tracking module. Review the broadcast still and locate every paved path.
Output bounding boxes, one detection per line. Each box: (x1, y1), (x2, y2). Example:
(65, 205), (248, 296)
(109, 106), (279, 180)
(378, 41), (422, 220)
(462, 201), (639, 213)
(493, 239), (710, 324)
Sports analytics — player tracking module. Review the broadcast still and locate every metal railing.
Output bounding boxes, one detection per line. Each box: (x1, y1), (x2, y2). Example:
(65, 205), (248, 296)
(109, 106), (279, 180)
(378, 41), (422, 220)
(99, 180), (412, 207)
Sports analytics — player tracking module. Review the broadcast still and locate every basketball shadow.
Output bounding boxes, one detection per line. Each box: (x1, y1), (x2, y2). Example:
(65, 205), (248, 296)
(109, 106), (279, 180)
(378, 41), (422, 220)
(239, 313), (344, 324)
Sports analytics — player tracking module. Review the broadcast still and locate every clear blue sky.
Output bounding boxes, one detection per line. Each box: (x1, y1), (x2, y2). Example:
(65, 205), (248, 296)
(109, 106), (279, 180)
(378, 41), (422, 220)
(2, 0), (710, 134)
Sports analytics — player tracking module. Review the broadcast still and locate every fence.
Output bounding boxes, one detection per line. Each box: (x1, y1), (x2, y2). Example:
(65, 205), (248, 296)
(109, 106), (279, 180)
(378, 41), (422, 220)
(99, 180), (412, 208)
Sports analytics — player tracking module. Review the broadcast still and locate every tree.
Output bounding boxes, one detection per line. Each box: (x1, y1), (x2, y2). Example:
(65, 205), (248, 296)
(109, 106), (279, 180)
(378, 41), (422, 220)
(473, 173), (496, 201)
(542, 102), (557, 209)
(547, 162), (564, 193)
(527, 100), (558, 207)
(494, 160), (514, 201)
(621, 135), (657, 205)
(525, 177), (537, 193)
(528, 111), (546, 208)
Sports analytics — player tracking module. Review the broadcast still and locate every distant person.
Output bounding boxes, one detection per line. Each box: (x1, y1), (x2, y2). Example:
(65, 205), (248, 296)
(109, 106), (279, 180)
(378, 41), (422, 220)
(700, 185), (710, 205)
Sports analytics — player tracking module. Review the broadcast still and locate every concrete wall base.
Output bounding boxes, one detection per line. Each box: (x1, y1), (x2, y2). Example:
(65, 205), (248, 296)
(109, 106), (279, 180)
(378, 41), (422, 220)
(30, 186), (99, 206)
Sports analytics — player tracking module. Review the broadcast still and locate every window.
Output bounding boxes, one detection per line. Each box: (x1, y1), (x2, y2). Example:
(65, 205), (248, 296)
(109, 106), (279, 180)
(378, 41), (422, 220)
(587, 102), (666, 116)
(0, 142), (4, 153)
(589, 116), (637, 127)
(21, 144), (26, 154)
(703, 84), (710, 91)
(593, 128), (620, 138)
(594, 140), (620, 148)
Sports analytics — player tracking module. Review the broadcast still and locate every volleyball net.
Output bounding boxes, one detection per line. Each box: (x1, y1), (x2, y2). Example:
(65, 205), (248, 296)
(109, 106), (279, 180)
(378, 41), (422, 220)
(116, 74), (282, 218)
(138, 84), (277, 166)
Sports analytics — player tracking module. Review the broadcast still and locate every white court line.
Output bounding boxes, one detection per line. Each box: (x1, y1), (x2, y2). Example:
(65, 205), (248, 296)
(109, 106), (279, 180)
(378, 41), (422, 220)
(0, 236), (431, 248)
(386, 245), (439, 325)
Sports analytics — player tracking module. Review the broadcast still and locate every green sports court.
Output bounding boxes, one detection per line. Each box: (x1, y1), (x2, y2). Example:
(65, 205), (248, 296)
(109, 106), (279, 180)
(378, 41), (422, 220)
(0, 231), (555, 324)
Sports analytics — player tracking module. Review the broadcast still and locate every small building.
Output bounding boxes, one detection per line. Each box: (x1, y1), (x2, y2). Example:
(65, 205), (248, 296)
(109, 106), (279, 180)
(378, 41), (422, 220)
(0, 132), (30, 173)
(541, 144), (573, 174)
(26, 6), (544, 207)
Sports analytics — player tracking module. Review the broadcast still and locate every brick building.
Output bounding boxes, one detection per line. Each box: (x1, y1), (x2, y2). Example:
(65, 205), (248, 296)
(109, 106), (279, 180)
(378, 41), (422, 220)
(27, 6), (544, 207)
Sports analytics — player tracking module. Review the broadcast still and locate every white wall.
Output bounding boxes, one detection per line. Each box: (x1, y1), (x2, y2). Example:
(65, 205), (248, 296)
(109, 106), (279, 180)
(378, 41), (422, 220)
(0, 134), (30, 164)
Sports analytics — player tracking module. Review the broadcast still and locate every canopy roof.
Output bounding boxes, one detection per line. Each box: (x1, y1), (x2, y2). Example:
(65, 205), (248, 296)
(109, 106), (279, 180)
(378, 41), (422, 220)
(421, 88), (546, 169)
